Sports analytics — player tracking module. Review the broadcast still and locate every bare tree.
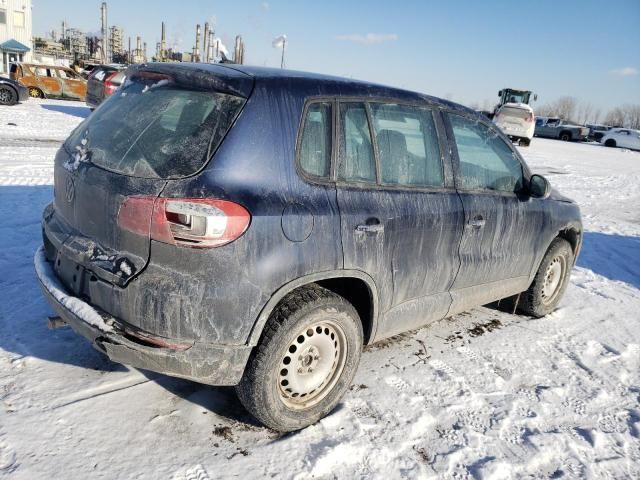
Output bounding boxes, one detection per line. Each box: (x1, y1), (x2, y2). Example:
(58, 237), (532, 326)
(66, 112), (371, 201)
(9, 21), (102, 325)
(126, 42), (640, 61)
(592, 107), (602, 124)
(622, 104), (640, 129)
(604, 107), (626, 127)
(553, 96), (578, 122)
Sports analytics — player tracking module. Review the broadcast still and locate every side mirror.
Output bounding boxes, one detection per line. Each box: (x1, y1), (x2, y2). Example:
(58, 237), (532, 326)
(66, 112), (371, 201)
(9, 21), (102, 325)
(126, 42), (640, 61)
(529, 174), (550, 198)
(533, 94), (538, 102)
(498, 90), (502, 98)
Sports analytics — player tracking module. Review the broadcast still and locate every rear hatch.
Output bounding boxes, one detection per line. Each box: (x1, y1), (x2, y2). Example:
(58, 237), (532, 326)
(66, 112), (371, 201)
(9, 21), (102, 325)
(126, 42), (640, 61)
(48, 64), (253, 294)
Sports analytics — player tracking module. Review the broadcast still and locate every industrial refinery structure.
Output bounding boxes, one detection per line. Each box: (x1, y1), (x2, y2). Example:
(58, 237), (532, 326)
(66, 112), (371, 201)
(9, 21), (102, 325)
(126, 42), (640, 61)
(32, 1), (245, 68)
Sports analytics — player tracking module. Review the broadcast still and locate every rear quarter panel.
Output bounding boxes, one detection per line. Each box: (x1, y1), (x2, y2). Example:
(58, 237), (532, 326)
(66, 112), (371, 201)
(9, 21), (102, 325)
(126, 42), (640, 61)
(117, 79), (344, 345)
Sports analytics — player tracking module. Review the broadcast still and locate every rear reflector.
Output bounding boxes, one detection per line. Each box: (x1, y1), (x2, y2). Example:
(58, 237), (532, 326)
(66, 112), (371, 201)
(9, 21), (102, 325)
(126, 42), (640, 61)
(118, 197), (250, 248)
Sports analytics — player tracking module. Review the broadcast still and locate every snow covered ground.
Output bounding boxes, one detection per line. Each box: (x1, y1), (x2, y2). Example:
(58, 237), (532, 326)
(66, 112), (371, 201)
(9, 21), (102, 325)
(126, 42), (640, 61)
(1, 99), (639, 479)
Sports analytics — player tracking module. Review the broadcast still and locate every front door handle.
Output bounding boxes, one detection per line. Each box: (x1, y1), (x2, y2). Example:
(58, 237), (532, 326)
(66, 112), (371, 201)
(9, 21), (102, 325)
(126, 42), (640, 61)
(356, 223), (384, 234)
(468, 216), (486, 228)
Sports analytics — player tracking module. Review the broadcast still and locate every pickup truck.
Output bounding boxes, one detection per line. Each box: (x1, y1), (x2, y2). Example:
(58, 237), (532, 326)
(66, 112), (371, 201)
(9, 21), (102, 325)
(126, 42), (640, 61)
(534, 117), (589, 142)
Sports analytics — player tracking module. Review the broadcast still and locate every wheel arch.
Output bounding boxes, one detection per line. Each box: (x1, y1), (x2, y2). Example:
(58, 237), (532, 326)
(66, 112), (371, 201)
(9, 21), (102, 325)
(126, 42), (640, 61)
(529, 223), (582, 284)
(559, 130), (573, 140)
(0, 82), (18, 97)
(247, 270), (380, 347)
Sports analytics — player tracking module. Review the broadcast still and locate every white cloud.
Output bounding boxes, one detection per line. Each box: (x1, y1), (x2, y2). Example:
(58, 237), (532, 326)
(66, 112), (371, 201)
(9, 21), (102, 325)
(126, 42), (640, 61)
(335, 33), (398, 45)
(609, 67), (638, 77)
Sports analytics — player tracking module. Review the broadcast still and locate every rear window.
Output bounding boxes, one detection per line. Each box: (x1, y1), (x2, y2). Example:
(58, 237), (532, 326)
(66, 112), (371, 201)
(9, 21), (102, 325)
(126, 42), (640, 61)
(499, 107), (530, 119)
(65, 75), (245, 179)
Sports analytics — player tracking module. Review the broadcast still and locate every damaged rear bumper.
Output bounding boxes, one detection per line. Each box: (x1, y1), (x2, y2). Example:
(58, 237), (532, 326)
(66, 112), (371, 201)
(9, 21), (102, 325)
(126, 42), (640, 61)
(34, 246), (251, 386)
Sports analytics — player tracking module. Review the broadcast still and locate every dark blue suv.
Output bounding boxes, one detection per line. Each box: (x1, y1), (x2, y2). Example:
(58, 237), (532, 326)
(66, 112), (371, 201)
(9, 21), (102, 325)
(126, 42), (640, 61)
(36, 63), (582, 431)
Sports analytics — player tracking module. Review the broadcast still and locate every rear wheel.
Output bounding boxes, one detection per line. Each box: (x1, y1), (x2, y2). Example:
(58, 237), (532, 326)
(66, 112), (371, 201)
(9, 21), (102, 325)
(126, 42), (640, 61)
(0, 86), (18, 106)
(519, 238), (573, 317)
(560, 131), (572, 141)
(520, 138), (531, 147)
(236, 285), (363, 432)
(28, 87), (44, 99)
(604, 139), (616, 147)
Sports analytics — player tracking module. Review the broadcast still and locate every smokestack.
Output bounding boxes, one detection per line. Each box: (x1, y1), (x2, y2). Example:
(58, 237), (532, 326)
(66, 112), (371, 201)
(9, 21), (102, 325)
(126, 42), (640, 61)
(101, 2), (108, 63)
(203, 23), (210, 63)
(195, 24), (201, 62)
(136, 36), (141, 52)
(234, 35), (244, 65)
(61, 21), (66, 41)
(160, 22), (166, 62)
(209, 31), (214, 62)
(143, 42), (147, 62)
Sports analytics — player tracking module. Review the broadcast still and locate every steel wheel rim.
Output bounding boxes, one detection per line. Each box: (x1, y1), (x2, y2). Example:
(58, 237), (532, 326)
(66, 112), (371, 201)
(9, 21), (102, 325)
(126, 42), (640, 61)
(541, 255), (565, 304)
(277, 320), (348, 410)
(29, 88), (41, 98)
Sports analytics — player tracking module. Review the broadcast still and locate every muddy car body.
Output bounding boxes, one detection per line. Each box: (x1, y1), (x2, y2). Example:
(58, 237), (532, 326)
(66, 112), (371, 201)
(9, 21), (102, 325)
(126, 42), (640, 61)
(10, 63), (87, 101)
(36, 63), (582, 431)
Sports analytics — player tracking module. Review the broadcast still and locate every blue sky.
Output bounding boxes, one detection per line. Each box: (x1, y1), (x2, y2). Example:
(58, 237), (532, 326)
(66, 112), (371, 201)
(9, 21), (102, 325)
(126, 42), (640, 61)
(33, 0), (639, 110)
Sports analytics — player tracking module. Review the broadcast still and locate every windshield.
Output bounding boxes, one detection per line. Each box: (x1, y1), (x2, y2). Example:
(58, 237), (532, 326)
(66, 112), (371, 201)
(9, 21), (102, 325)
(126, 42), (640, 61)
(64, 76), (245, 179)
(501, 90), (531, 104)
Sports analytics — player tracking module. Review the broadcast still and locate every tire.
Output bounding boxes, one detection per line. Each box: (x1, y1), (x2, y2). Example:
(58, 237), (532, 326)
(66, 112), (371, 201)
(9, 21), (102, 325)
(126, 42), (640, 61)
(519, 238), (574, 317)
(236, 284), (363, 432)
(604, 139), (616, 148)
(520, 138), (531, 147)
(0, 86), (18, 106)
(559, 131), (572, 142)
(28, 87), (44, 99)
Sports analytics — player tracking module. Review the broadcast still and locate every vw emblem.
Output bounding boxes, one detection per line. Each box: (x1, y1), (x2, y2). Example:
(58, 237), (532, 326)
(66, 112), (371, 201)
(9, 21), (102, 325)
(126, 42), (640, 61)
(65, 176), (75, 203)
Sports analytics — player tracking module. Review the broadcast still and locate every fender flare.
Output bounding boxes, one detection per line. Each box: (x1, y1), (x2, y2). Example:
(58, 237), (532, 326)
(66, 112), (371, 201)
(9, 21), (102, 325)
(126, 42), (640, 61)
(246, 269), (380, 346)
(528, 221), (582, 284)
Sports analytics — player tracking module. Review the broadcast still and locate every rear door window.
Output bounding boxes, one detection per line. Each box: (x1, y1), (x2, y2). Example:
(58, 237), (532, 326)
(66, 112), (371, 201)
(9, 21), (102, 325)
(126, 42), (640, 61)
(298, 102), (332, 178)
(338, 103), (376, 183)
(448, 114), (524, 193)
(371, 103), (443, 187)
(64, 76), (245, 179)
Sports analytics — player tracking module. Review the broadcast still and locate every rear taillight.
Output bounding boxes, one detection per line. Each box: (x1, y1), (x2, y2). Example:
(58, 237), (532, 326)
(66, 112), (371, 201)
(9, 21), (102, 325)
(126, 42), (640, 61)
(104, 72), (119, 95)
(118, 197), (251, 248)
(524, 112), (534, 123)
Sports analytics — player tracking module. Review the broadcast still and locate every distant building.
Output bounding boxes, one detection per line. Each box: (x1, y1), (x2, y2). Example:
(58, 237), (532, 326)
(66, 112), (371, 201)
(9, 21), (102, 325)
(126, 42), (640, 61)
(0, 0), (33, 73)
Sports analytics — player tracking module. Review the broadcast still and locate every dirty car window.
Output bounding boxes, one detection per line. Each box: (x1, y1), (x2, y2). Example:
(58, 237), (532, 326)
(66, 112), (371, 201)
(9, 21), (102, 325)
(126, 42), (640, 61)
(65, 78), (245, 179)
(299, 103), (332, 178)
(449, 114), (523, 193)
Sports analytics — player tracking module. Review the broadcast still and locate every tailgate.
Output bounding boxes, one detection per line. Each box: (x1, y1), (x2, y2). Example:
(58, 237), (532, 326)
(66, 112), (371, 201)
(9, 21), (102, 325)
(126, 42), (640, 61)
(46, 64), (252, 291)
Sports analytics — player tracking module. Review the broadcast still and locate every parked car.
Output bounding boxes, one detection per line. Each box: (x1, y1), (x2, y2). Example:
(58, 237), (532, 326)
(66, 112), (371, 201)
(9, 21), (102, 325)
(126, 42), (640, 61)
(9, 62), (87, 101)
(600, 128), (640, 151)
(493, 103), (535, 146)
(86, 65), (126, 109)
(585, 124), (612, 142)
(534, 117), (589, 141)
(0, 75), (28, 105)
(35, 64), (582, 432)
(80, 63), (99, 79)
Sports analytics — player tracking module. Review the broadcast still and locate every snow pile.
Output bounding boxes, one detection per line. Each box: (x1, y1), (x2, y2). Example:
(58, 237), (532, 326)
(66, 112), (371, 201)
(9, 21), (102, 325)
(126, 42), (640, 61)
(0, 100), (638, 479)
(33, 247), (113, 333)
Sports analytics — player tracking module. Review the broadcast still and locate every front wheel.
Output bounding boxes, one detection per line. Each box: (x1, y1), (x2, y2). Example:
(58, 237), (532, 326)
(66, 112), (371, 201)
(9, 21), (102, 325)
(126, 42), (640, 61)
(236, 285), (363, 432)
(0, 86), (18, 106)
(519, 238), (574, 317)
(520, 138), (531, 147)
(604, 139), (616, 148)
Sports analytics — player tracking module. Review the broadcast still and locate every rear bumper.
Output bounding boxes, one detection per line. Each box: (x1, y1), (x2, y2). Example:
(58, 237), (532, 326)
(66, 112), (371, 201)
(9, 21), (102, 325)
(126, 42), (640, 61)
(34, 246), (251, 386)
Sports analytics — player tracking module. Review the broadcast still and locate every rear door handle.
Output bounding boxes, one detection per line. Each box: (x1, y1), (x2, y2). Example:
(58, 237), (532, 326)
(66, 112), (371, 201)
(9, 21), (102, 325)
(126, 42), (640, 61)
(356, 223), (384, 234)
(468, 216), (486, 228)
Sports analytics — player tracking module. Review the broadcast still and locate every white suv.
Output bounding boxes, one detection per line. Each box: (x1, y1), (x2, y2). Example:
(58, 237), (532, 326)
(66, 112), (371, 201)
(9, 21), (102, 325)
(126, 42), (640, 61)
(493, 103), (535, 146)
(601, 128), (640, 151)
